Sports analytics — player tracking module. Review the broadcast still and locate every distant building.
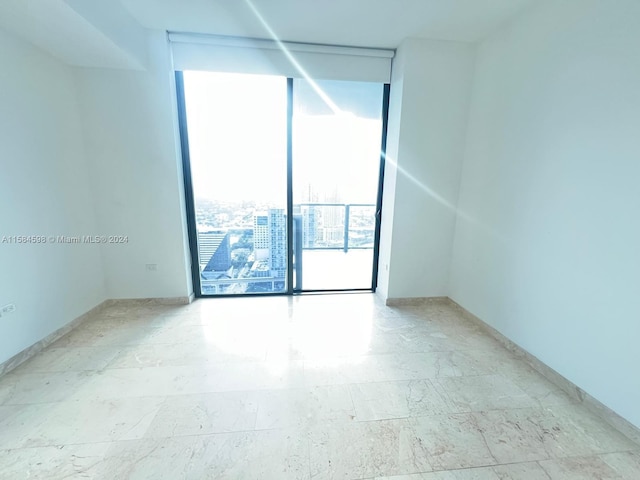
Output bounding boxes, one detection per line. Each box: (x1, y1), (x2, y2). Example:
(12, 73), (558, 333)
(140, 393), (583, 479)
(200, 269), (232, 295)
(301, 205), (317, 248)
(269, 208), (287, 278)
(250, 259), (271, 278)
(322, 226), (344, 244)
(198, 231), (231, 272)
(253, 209), (287, 279)
(253, 213), (269, 261)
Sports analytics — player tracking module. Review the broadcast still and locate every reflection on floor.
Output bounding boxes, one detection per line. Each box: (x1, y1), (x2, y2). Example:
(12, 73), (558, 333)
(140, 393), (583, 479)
(0, 295), (638, 479)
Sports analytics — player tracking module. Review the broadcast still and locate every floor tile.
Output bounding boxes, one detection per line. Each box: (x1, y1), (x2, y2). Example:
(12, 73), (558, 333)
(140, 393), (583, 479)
(365, 332), (453, 355)
(385, 352), (463, 381)
(409, 413), (498, 471)
(600, 450), (640, 479)
(145, 391), (258, 437)
(0, 397), (165, 449)
(492, 462), (551, 479)
(69, 362), (304, 401)
(504, 363), (576, 408)
(107, 341), (266, 368)
(12, 346), (120, 374)
(539, 455), (621, 479)
(95, 430), (310, 479)
(350, 380), (458, 421)
(0, 371), (92, 405)
(375, 475), (427, 480)
(255, 385), (355, 430)
(436, 374), (538, 412)
(51, 323), (156, 348)
(309, 419), (431, 479)
(419, 467), (500, 479)
(0, 442), (112, 480)
(303, 354), (391, 386)
(474, 406), (637, 464)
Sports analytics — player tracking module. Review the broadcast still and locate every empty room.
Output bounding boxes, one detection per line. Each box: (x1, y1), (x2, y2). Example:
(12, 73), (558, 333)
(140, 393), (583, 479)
(0, 0), (639, 478)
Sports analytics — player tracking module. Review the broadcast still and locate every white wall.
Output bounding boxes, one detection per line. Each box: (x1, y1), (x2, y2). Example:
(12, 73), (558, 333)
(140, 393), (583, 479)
(75, 31), (192, 300)
(450, 0), (640, 428)
(0, 28), (106, 364)
(64, 0), (148, 69)
(378, 38), (475, 300)
(376, 43), (405, 300)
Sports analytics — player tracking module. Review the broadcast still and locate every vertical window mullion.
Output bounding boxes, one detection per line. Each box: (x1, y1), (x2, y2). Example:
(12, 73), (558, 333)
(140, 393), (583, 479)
(372, 83), (391, 291)
(174, 71), (202, 297)
(286, 78), (294, 294)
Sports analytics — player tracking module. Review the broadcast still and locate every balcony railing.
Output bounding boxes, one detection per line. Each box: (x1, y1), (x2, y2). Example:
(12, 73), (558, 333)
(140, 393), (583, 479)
(199, 203), (377, 293)
(295, 203), (377, 253)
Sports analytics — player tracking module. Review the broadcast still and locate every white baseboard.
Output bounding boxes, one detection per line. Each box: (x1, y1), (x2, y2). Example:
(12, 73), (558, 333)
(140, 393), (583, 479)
(104, 296), (193, 306)
(385, 296), (448, 307)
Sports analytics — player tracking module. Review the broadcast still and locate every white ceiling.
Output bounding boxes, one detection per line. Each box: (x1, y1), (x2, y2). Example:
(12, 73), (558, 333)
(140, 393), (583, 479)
(0, 0), (536, 68)
(120, 0), (536, 48)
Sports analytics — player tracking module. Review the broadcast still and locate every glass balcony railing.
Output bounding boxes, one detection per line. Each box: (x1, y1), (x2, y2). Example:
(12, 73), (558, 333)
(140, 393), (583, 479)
(197, 203), (377, 294)
(294, 203), (376, 252)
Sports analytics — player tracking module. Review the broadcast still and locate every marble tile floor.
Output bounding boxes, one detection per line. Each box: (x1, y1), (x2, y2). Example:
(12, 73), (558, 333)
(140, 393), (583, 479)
(0, 294), (638, 479)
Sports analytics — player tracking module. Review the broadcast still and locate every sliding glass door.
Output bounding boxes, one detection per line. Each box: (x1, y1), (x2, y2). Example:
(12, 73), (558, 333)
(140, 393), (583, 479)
(292, 79), (385, 291)
(179, 72), (289, 295)
(176, 71), (388, 296)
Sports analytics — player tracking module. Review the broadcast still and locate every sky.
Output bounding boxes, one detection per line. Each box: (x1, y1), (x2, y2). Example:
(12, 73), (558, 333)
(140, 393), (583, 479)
(183, 71), (383, 206)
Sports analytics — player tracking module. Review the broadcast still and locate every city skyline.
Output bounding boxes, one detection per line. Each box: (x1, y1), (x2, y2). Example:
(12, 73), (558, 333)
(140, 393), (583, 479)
(196, 199), (376, 294)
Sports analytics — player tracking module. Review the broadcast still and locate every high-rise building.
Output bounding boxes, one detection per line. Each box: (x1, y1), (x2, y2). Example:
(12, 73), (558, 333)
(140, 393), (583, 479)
(301, 205), (317, 248)
(253, 213), (269, 261)
(268, 208), (287, 278)
(198, 231), (231, 272)
(253, 209), (287, 278)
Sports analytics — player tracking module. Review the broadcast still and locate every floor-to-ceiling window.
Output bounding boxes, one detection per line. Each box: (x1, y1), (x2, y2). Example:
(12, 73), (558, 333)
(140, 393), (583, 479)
(172, 35), (392, 297)
(177, 72), (389, 296)
(179, 72), (289, 295)
(292, 79), (385, 291)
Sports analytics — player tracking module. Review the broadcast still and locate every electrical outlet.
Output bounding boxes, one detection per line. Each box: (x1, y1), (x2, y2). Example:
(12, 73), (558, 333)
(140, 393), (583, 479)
(0, 304), (16, 318)
(145, 264), (158, 272)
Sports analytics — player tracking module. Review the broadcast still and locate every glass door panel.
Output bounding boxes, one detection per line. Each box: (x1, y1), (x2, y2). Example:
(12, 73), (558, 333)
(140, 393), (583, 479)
(182, 71), (288, 295)
(292, 79), (384, 291)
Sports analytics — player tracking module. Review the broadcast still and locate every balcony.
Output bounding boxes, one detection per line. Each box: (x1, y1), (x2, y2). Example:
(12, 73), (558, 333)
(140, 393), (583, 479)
(297, 248), (374, 290)
(199, 203), (377, 294)
(292, 203), (376, 291)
